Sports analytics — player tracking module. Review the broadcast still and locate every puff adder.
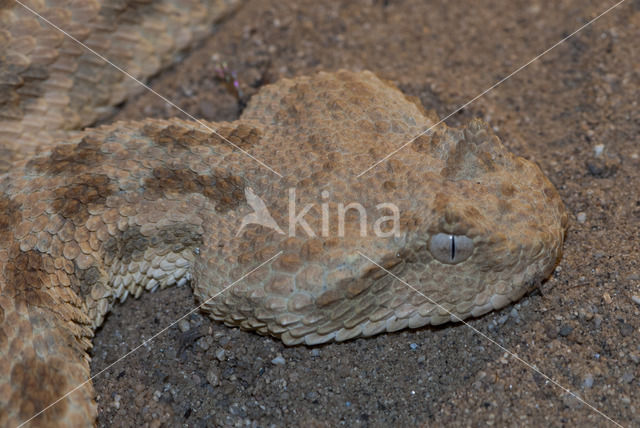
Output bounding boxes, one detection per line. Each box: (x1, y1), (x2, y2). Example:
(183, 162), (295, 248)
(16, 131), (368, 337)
(0, 1), (568, 426)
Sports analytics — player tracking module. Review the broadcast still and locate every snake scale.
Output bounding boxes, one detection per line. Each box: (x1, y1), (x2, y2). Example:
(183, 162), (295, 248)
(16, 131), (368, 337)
(0, 1), (568, 426)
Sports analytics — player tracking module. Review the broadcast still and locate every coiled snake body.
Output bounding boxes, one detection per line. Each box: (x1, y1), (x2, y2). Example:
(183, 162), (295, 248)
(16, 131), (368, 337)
(0, 1), (567, 426)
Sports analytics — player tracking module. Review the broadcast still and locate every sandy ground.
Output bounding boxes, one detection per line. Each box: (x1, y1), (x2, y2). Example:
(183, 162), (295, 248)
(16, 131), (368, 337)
(91, 0), (640, 426)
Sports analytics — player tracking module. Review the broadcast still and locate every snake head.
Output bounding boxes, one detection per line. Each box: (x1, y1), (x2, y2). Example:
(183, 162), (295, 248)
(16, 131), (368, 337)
(383, 119), (569, 325)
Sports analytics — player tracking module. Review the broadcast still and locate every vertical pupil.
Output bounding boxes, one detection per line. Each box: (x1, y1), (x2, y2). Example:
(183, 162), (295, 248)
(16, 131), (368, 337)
(450, 235), (455, 260)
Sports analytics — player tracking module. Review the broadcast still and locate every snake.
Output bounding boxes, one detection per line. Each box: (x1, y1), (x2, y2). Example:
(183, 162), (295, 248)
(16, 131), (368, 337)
(0, 1), (568, 426)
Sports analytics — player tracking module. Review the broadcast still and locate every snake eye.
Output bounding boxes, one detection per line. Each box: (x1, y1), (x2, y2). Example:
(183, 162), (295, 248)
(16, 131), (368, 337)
(428, 233), (474, 264)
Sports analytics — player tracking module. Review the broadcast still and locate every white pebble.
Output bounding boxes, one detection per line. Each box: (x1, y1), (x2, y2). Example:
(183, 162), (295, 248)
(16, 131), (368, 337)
(271, 355), (286, 365)
(576, 212), (587, 223)
(215, 348), (226, 361)
(593, 144), (604, 157)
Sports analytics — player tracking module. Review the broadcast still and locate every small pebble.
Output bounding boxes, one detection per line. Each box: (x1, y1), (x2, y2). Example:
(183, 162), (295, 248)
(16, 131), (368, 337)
(602, 292), (612, 305)
(310, 349), (321, 357)
(197, 336), (211, 351)
(576, 212), (587, 223)
(558, 325), (573, 337)
(229, 403), (243, 416)
(619, 322), (634, 337)
(583, 374), (594, 388)
(271, 355), (286, 365)
(631, 295), (640, 306)
(218, 335), (231, 347)
(206, 367), (220, 386)
(112, 394), (121, 409)
(410, 343), (418, 350)
(178, 319), (190, 333)
(593, 144), (604, 157)
(620, 372), (634, 384)
(215, 348), (226, 361)
(593, 314), (603, 329)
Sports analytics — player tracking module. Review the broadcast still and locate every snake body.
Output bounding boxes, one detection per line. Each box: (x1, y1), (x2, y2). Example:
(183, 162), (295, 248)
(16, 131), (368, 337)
(0, 1), (568, 426)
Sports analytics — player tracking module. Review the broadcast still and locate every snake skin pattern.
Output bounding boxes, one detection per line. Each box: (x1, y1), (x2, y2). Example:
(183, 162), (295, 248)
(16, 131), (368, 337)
(0, 1), (568, 427)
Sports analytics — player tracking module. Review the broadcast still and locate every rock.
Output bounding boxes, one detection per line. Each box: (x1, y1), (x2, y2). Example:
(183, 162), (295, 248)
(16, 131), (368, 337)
(215, 348), (226, 361)
(593, 144), (604, 157)
(178, 319), (191, 333)
(620, 372), (634, 384)
(619, 322), (634, 337)
(558, 325), (573, 337)
(271, 355), (286, 365)
(206, 367), (220, 386)
(583, 374), (594, 388)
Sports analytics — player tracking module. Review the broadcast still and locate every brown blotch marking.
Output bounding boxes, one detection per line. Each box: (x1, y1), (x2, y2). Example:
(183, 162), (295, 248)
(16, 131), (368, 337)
(28, 134), (105, 175)
(74, 265), (103, 300)
(143, 123), (195, 151)
(0, 63), (50, 127)
(10, 357), (68, 424)
(476, 151), (497, 172)
(103, 224), (203, 266)
(275, 253), (302, 273)
(143, 123), (261, 152)
(224, 123), (262, 150)
(441, 129), (498, 180)
(432, 193), (450, 215)
(144, 167), (245, 213)
(501, 182), (516, 197)
(300, 238), (323, 260)
(51, 174), (114, 225)
(382, 180), (396, 191)
(3, 250), (58, 311)
(411, 133), (439, 155)
(0, 194), (22, 242)
(322, 152), (342, 171)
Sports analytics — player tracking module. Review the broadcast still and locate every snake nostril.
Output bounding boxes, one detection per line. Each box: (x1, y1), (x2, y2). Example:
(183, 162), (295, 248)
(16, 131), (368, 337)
(428, 233), (474, 264)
